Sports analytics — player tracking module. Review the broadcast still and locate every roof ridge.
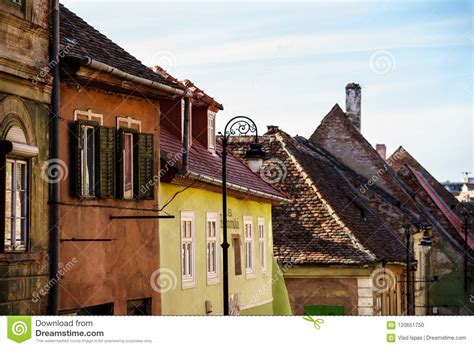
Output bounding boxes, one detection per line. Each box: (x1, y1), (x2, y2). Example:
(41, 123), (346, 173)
(295, 136), (421, 222)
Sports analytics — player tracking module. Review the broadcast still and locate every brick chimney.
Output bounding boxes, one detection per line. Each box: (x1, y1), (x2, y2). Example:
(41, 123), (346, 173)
(345, 83), (361, 131)
(376, 144), (386, 160)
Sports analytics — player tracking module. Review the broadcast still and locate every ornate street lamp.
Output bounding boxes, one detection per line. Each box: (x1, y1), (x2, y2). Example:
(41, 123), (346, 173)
(218, 116), (265, 315)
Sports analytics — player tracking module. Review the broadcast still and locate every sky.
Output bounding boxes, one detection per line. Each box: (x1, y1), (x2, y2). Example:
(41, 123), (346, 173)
(61, 0), (473, 182)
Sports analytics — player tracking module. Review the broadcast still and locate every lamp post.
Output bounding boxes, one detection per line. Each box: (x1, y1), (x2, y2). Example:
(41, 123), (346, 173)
(405, 224), (432, 315)
(218, 116), (265, 315)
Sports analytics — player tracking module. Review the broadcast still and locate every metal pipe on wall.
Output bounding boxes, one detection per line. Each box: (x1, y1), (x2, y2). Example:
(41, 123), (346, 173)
(48, 0), (61, 315)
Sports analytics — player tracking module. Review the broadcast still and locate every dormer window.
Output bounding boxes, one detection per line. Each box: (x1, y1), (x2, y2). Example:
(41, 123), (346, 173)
(208, 111), (216, 152)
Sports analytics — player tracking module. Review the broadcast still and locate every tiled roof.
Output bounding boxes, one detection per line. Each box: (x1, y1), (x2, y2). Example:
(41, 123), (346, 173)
(159, 127), (286, 200)
(407, 165), (474, 249)
(182, 80), (224, 110)
(228, 130), (407, 265)
(388, 146), (462, 211)
(60, 4), (183, 90)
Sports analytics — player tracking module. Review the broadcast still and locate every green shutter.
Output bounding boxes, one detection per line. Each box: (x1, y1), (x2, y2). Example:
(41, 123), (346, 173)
(134, 133), (154, 200)
(97, 126), (116, 198)
(72, 121), (83, 198)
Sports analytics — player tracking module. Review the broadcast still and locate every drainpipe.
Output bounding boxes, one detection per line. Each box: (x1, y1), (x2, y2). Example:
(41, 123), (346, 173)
(49, 0), (60, 315)
(181, 97), (191, 173)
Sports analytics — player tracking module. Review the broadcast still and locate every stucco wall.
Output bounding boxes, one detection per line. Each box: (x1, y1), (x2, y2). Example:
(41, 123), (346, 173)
(58, 84), (161, 315)
(285, 276), (359, 315)
(159, 183), (274, 315)
(0, 95), (50, 315)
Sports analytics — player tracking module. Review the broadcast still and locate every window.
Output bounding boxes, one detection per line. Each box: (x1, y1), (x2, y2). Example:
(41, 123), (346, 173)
(258, 218), (266, 275)
(243, 216), (254, 277)
(206, 212), (219, 284)
(117, 118), (154, 200)
(122, 132), (134, 199)
(208, 111), (216, 151)
(127, 298), (151, 315)
(232, 236), (242, 276)
(181, 212), (196, 288)
(5, 159), (28, 251)
(81, 124), (96, 197)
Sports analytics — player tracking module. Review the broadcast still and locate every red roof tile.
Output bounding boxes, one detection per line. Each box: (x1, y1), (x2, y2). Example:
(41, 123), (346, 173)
(160, 127), (285, 200)
(407, 165), (474, 249)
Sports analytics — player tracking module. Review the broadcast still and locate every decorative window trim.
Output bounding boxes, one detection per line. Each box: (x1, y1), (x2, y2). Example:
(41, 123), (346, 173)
(258, 217), (267, 276)
(74, 109), (103, 125)
(243, 216), (255, 278)
(116, 116), (141, 132)
(206, 212), (220, 285)
(181, 211), (196, 289)
(4, 158), (29, 252)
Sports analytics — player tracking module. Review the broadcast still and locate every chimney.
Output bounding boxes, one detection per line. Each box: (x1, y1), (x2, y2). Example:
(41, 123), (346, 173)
(376, 144), (386, 160)
(345, 83), (361, 131)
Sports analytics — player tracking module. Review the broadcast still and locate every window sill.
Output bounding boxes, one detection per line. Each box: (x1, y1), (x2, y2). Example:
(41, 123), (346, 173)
(181, 280), (196, 290)
(0, 251), (46, 263)
(206, 277), (220, 286)
(245, 272), (256, 280)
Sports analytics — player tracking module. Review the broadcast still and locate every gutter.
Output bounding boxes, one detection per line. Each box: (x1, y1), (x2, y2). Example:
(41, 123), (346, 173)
(183, 171), (291, 204)
(80, 57), (193, 97)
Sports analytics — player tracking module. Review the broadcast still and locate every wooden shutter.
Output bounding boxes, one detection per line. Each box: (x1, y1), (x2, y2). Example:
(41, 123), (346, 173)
(72, 121), (83, 198)
(97, 126), (116, 198)
(134, 132), (154, 200)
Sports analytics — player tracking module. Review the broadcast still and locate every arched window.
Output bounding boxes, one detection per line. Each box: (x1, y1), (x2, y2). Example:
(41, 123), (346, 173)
(1, 124), (38, 252)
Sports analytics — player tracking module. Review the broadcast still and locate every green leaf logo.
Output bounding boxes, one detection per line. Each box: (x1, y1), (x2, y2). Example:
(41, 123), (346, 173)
(7, 316), (32, 343)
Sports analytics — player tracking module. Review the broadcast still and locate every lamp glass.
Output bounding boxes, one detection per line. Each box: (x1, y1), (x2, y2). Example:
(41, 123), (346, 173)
(248, 158), (263, 173)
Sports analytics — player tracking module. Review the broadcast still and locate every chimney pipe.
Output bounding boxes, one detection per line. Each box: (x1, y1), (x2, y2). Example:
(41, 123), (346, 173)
(376, 144), (387, 160)
(345, 83), (361, 131)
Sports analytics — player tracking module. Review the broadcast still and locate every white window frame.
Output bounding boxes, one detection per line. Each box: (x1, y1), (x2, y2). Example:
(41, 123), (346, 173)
(74, 109), (103, 125)
(180, 211), (196, 288)
(5, 158), (28, 251)
(243, 216), (255, 278)
(80, 124), (97, 197)
(116, 116), (142, 132)
(208, 111), (216, 151)
(122, 132), (134, 199)
(206, 212), (220, 284)
(258, 217), (267, 276)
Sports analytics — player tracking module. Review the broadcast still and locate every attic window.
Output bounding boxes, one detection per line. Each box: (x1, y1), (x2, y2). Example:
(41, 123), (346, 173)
(74, 109), (103, 125)
(208, 111), (216, 151)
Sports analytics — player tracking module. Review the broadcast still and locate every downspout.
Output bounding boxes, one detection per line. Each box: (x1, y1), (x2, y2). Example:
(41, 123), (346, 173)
(181, 97), (191, 173)
(49, 0), (60, 315)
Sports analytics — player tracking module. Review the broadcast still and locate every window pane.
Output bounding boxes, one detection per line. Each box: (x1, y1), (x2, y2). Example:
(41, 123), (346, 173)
(17, 162), (26, 190)
(182, 244), (186, 276)
(123, 133), (133, 199)
(83, 126), (95, 196)
(187, 244), (192, 276)
(6, 161), (12, 190)
(5, 187), (13, 220)
(5, 218), (12, 248)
